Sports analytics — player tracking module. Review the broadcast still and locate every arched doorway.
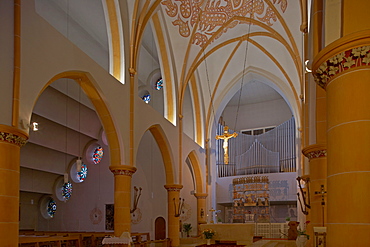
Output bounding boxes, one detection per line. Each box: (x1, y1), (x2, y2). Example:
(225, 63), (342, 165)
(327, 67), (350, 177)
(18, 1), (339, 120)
(155, 217), (166, 240)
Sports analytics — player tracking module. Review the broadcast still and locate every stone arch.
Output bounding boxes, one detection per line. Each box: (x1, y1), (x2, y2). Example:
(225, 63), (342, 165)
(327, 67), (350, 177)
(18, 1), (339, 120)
(186, 150), (204, 194)
(37, 70), (123, 167)
(147, 124), (175, 185)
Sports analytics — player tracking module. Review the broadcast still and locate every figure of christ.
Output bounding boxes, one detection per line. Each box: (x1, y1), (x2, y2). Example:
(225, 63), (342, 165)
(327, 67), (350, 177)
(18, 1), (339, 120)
(215, 126), (238, 164)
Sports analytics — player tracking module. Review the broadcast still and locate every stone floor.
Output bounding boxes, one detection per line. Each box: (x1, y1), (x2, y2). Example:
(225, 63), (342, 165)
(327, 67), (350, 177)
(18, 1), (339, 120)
(179, 238), (297, 247)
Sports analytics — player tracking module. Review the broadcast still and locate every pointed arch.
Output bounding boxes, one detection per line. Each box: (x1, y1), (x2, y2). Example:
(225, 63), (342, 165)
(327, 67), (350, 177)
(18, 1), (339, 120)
(189, 75), (204, 147)
(187, 150), (204, 194)
(102, 0), (126, 82)
(38, 71), (123, 166)
(148, 124), (175, 185)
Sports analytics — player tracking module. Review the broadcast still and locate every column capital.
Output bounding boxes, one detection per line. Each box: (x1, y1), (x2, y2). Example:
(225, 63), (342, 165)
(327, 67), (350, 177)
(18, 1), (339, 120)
(302, 144), (327, 161)
(164, 184), (183, 192)
(109, 165), (137, 176)
(0, 124), (28, 147)
(194, 193), (208, 199)
(313, 30), (370, 89)
(128, 67), (136, 77)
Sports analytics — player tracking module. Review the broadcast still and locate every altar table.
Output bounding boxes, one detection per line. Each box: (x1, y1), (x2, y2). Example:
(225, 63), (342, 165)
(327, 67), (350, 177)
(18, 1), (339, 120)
(199, 224), (254, 246)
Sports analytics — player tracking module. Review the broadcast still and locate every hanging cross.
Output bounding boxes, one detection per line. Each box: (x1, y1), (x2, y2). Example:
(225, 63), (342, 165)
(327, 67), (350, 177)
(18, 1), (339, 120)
(215, 126), (238, 164)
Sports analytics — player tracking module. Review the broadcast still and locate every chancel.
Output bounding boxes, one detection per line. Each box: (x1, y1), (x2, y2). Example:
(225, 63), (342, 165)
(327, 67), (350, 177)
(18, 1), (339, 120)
(1, 1), (370, 247)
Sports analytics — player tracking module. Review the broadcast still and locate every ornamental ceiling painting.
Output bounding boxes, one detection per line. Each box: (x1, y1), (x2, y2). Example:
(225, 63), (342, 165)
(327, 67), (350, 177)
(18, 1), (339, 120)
(161, 0), (288, 46)
(155, 0), (303, 131)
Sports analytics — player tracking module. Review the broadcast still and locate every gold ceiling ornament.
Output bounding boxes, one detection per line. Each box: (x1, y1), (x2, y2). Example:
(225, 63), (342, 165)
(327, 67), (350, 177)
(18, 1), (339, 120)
(161, 0), (288, 46)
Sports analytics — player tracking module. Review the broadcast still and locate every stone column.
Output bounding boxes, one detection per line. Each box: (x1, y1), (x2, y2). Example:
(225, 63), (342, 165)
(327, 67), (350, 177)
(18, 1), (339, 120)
(302, 144), (327, 243)
(109, 165), (137, 237)
(0, 125), (28, 246)
(164, 184), (183, 247)
(313, 30), (370, 246)
(194, 193), (207, 233)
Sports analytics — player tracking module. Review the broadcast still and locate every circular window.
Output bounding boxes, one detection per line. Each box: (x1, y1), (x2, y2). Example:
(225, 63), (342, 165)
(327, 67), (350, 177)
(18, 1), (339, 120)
(77, 163), (88, 182)
(40, 196), (57, 219)
(155, 78), (163, 90)
(85, 142), (105, 166)
(70, 160), (88, 183)
(62, 182), (73, 201)
(141, 94), (151, 103)
(48, 199), (57, 218)
(93, 146), (104, 164)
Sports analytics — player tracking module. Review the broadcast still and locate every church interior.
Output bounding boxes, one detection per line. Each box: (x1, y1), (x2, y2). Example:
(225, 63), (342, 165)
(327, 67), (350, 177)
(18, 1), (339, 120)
(1, 0), (370, 246)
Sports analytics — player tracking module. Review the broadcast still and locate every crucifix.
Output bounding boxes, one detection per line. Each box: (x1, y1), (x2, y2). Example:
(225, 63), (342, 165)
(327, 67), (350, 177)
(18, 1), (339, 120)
(215, 126), (238, 164)
(209, 207), (216, 224)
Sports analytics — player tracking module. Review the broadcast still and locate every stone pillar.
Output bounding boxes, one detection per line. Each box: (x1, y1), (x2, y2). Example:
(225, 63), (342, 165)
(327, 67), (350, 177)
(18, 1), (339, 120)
(194, 193), (207, 233)
(302, 144), (327, 244)
(109, 165), (137, 237)
(313, 30), (370, 246)
(0, 125), (28, 246)
(164, 184), (183, 247)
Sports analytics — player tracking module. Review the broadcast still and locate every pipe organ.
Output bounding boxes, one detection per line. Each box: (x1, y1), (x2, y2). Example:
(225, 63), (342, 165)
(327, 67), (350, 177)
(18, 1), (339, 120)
(216, 117), (296, 177)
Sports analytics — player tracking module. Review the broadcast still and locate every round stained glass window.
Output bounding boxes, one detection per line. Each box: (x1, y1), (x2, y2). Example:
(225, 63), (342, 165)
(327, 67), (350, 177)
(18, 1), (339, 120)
(142, 94), (151, 103)
(62, 182), (72, 201)
(77, 163), (88, 182)
(47, 199), (57, 218)
(93, 146), (104, 164)
(155, 78), (163, 90)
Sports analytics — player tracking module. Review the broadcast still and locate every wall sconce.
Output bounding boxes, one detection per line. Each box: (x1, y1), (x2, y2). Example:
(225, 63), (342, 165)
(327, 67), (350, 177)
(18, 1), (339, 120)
(21, 119), (39, 131)
(297, 176), (311, 215)
(130, 186), (142, 214)
(173, 197), (184, 217)
(305, 60), (312, 73)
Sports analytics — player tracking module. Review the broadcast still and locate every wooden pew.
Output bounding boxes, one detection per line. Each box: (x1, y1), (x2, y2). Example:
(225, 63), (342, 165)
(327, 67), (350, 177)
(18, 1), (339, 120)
(19, 235), (81, 247)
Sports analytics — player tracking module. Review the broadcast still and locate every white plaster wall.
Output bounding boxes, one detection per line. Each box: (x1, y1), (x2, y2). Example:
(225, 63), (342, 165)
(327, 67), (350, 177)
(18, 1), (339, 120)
(222, 98), (292, 131)
(181, 161), (198, 237)
(20, 133), (113, 231)
(0, 0), (15, 125)
(183, 85), (195, 140)
(132, 131), (167, 238)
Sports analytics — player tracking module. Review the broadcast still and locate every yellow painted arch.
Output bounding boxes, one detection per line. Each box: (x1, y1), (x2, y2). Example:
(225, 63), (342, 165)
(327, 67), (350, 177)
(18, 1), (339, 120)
(38, 71), (123, 167)
(187, 150), (204, 194)
(148, 124), (175, 185)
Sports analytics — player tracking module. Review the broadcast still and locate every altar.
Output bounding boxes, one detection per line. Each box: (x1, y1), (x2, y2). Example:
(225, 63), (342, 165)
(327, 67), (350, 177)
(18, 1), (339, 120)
(199, 223), (255, 246)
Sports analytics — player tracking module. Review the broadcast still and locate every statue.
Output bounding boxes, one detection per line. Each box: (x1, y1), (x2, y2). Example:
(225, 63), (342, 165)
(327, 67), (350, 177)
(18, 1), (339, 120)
(215, 126), (238, 164)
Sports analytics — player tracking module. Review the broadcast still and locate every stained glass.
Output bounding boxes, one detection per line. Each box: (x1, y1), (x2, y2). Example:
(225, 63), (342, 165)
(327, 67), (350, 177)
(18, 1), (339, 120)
(93, 146), (104, 164)
(155, 78), (163, 90)
(77, 163), (88, 182)
(142, 94), (151, 103)
(62, 182), (72, 200)
(47, 198), (57, 218)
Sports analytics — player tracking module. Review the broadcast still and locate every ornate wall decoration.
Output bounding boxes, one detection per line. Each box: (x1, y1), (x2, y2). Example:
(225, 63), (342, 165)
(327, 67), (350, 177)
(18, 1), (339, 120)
(110, 168), (136, 176)
(131, 208), (143, 224)
(0, 131), (27, 146)
(161, 0), (288, 47)
(90, 207), (103, 224)
(314, 45), (370, 88)
(305, 149), (327, 161)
